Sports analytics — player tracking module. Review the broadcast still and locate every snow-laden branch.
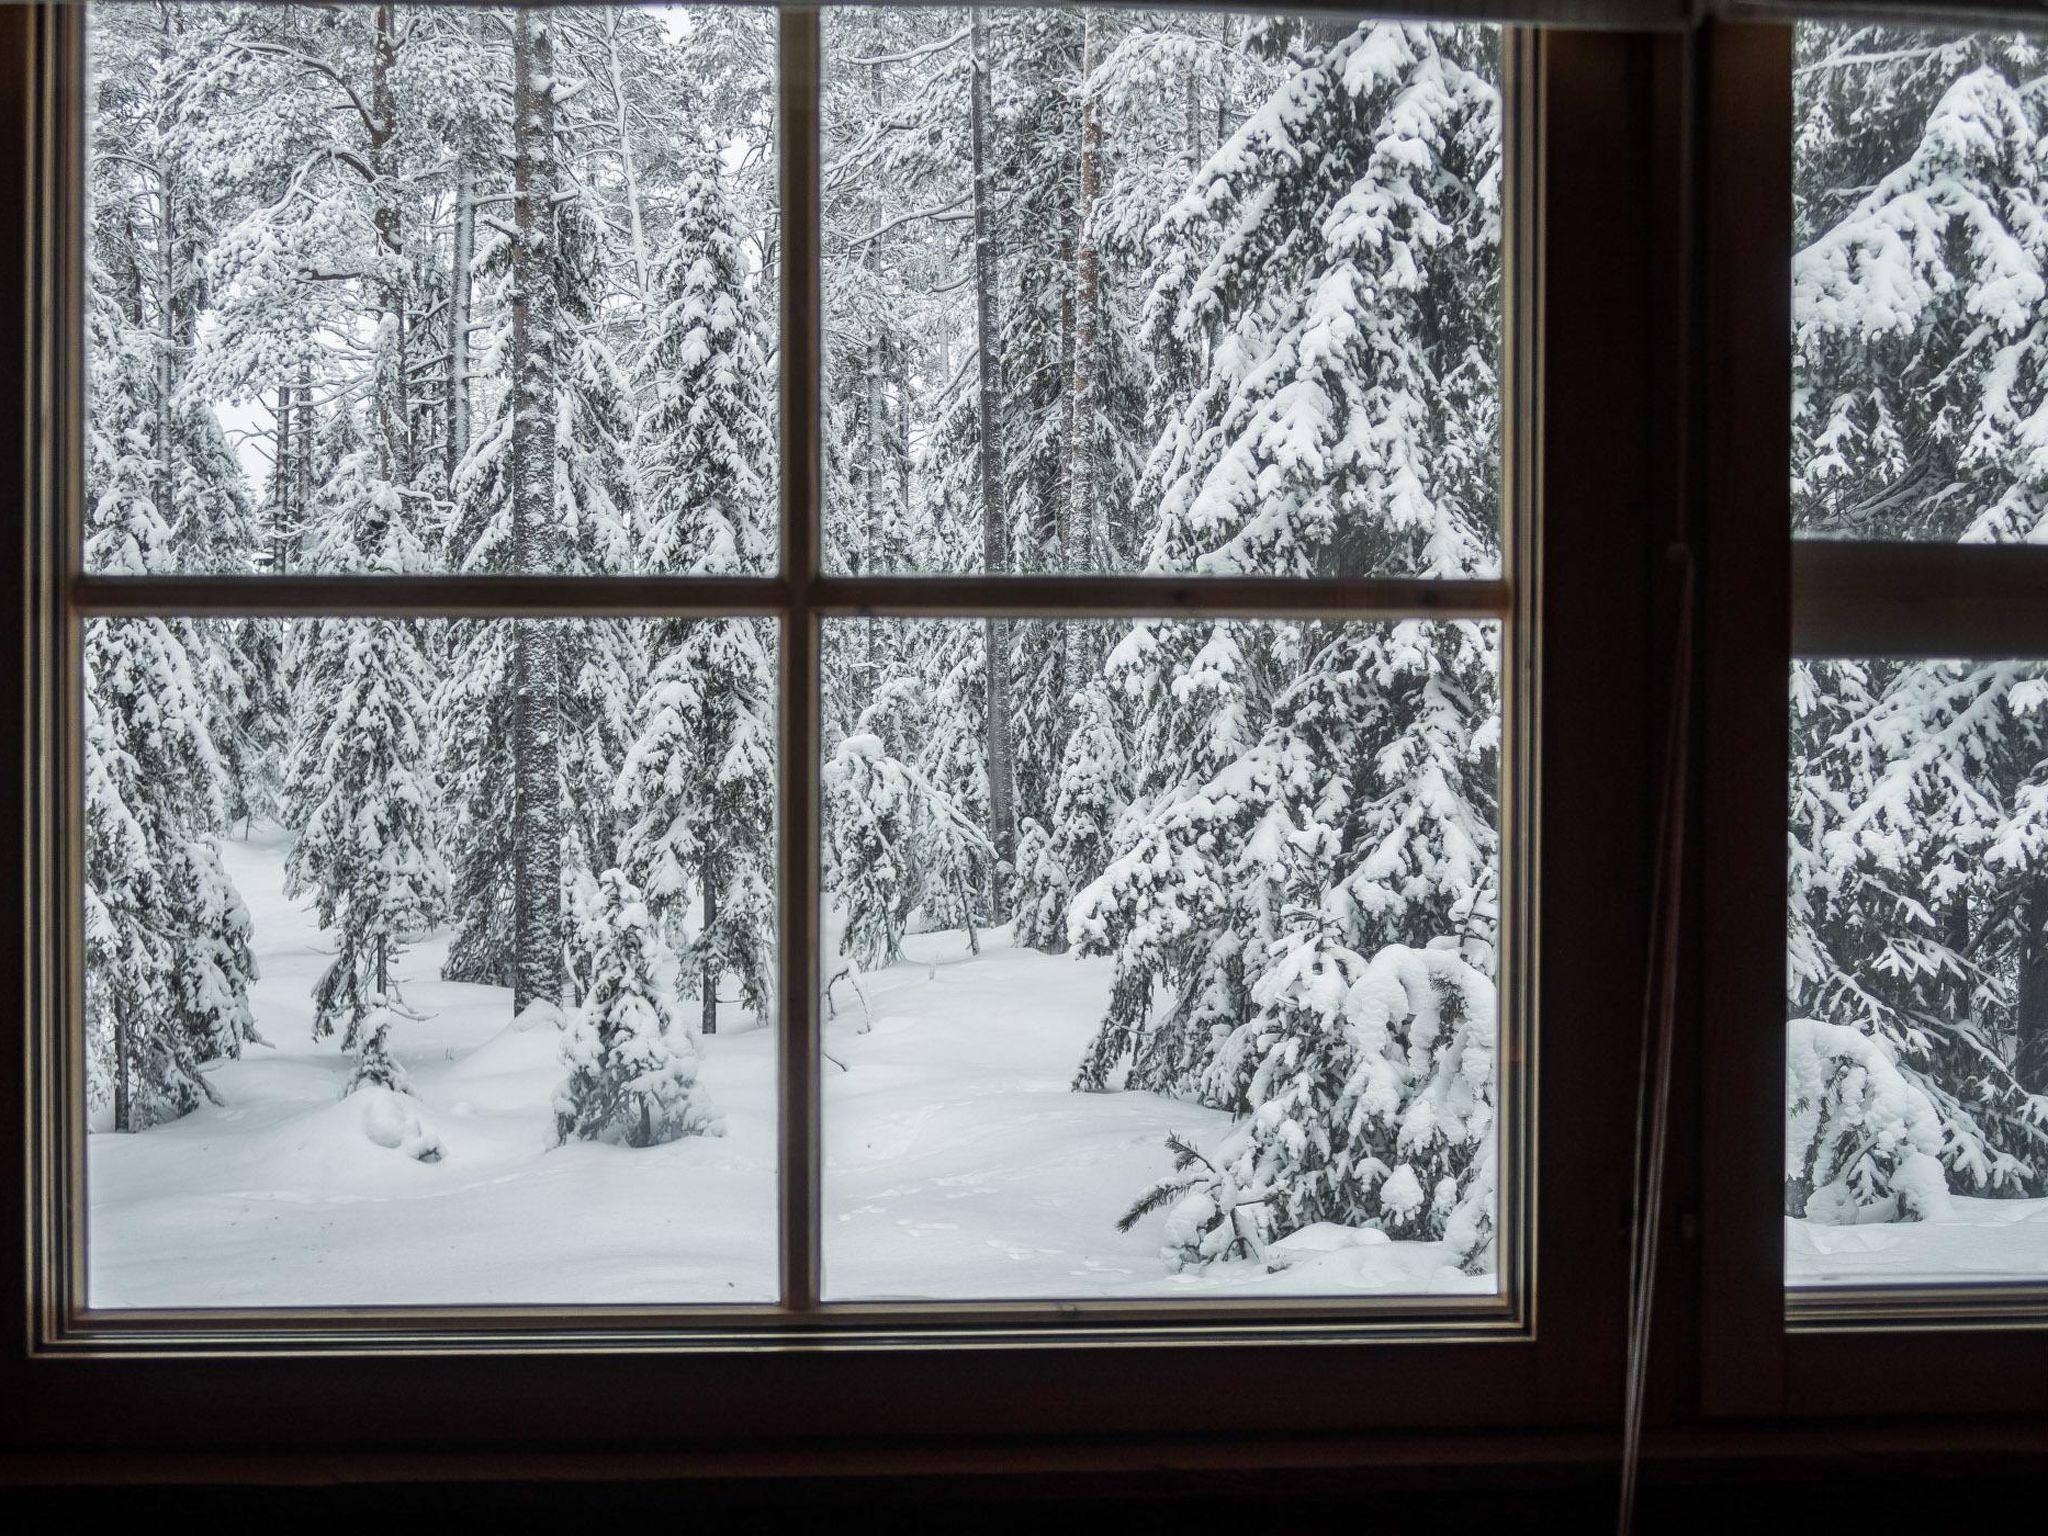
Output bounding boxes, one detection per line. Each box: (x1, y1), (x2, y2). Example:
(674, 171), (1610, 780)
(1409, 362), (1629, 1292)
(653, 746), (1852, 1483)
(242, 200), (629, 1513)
(845, 28), (968, 69)
(223, 37), (386, 140)
(838, 196), (972, 250)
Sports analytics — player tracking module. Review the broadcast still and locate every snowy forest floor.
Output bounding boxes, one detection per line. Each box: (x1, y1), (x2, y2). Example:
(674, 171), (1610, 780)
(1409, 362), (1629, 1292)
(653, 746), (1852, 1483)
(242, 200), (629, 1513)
(88, 830), (2046, 1304)
(86, 827), (1490, 1306)
(1788, 1202), (2048, 1287)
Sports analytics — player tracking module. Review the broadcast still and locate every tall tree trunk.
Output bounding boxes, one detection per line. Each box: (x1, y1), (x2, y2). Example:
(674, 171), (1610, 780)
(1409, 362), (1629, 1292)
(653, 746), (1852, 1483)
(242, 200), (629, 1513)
(447, 163), (475, 487)
(700, 872), (718, 1038)
(272, 381), (293, 573)
(113, 1013), (132, 1133)
(969, 9), (1015, 873)
(370, 4), (412, 496)
(510, 6), (564, 1018)
(1065, 8), (1104, 703)
(2017, 870), (2048, 1094)
(896, 346), (912, 544)
(603, 10), (652, 303)
(152, 8), (178, 539)
(1216, 14), (1232, 150)
(293, 361), (313, 566)
(154, 175), (177, 536)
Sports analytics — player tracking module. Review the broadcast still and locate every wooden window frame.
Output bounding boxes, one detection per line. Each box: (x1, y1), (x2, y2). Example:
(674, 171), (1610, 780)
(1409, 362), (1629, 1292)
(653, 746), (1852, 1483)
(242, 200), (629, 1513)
(0, 3), (1678, 1452)
(1696, 16), (2048, 1422)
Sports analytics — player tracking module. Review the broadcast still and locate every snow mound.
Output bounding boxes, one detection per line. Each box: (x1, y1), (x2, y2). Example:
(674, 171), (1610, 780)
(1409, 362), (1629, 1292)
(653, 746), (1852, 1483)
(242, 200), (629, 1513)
(355, 1087), (445, 1163)
(1263, 1221), (1392, 1257)
(1252, 1222), (1481, 1295)
(442, 1019), (563, 1083)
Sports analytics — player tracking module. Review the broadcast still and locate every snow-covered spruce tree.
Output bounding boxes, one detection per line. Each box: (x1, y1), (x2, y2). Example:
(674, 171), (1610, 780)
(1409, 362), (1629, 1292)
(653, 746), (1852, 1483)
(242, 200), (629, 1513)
(284, 618), (445, 1093)
(1075, 21), (1504, 1269)
(555, 870), (721, 1148)
(283, 411), (445, 1093)
(909, 638), (996, 945)
(1788, 657), (2048, 1208)
(438, 65), (633, 996)
(82, 270), (259, 1129)
(824, 734), (920, 972)
(615, 151), (777, 1037)
(1014, 681), (1127, 953)
(1786, 1016), (1952, 1225)
(1785, 27), (2048, 1213)
(1122, 898), (1497, 1272)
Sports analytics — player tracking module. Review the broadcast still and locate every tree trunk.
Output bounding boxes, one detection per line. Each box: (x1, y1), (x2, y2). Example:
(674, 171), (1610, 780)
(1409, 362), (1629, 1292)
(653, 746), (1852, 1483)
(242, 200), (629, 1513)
(113, 1013), (132, 1133)
(969, 9), (1016, 873)
(447, 163), (475, 487)
(1216, 14), (1232, 151)
(272, 381), (292, 573)
(293, 361), (313, 566)
(510, 7), (564, 1018)
(2017, 869), (2048, 1094)
(154, 172), (177, 534)
(700, 871), (718, 1038)
(370, 4), (412, 495)
(1068, 6), (1103, 584)
(152, 8), (178, 537)
(603, 10), (652, 303)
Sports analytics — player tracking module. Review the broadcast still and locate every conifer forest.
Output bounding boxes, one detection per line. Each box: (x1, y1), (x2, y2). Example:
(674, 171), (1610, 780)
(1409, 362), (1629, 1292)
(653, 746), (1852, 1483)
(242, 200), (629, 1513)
(80, 3), (2048, 1303)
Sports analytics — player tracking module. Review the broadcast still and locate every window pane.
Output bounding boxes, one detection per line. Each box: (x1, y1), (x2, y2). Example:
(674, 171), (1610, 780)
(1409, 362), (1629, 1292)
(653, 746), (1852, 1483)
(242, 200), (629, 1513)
(819, 616), (1502, 1300)
(820, 7), (1503, 579)
(83, 2), (777, 576)
(84, 617), (778, 1306)
(1793, 21), (2046, 543)
(1788, 658), (2048, 1287)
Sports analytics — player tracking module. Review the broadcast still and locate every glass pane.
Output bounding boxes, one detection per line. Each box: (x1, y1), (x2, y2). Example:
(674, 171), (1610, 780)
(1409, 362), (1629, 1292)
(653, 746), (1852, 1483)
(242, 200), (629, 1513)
(819, 616), (1502, 1300)
(819, 7), (1503, 579)
(1793, 21), (2047, 543)
(83, 2), (777, 576)
(84, 617), (778, 1306)
(1788, 658), (2048, 1287)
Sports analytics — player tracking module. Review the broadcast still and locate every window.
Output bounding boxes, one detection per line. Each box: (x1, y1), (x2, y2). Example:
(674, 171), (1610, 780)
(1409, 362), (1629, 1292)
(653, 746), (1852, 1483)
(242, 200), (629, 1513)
(1693, 10), (2048, 1424)
(52, 0), (1533, 1330)
(1787, 18), (2048, 1293)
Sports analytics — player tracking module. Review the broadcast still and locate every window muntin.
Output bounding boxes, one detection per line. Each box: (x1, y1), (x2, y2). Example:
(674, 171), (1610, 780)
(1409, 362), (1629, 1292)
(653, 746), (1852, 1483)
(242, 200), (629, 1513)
(63, 1), (1522, 1333)
(1787, 20), (2048, 1292)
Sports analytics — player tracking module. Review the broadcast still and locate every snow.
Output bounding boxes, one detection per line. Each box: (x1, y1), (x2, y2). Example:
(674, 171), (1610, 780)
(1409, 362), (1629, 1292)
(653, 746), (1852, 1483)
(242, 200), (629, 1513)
(88, 826), (1491, 1307)
(1789, 1195), (2048, 1286)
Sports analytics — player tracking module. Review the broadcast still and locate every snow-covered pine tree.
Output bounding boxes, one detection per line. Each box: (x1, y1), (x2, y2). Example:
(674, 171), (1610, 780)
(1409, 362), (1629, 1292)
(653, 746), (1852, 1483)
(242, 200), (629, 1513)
(82, 266), (257, 1130)
(615, 149), (777, 1036)
(1788, 657), (2048, 1207)
(282, 405), (445, 1091)
(555, 869), (721, 1147)
(437, 29), (636, 998)
(1014, 680), (1127, 952)
(283, 615), (445, 1093)
(1075, 20), (1504, 1269)
(823, 733), (920, 972)
(910, 637), (996, 945)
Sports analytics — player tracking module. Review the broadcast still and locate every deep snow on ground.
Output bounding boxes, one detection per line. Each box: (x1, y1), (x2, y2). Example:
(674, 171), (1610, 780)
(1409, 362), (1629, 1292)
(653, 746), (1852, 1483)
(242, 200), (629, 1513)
(1788, 1199), (2048, 1287)
(90, 831), (2048, 1305)
(86, 827), (1491, 1307)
